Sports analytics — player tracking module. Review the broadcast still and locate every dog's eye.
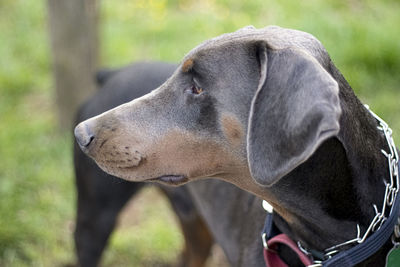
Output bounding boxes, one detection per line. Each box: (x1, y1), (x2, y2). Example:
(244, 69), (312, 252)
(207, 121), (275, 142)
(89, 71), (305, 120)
(190, 85), (203, 95)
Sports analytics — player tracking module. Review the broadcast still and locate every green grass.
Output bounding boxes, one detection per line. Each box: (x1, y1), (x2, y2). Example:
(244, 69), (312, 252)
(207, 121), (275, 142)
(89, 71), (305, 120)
(0, 0), (399, 266)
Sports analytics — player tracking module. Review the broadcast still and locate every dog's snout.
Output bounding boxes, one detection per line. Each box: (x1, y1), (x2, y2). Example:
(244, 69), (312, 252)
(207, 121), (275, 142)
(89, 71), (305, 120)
(74, 122), (95, 149)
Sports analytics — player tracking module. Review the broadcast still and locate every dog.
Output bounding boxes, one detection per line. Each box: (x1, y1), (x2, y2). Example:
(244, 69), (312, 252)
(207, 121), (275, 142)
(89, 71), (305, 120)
(74, 62), (266, 267)
(74, 26), (399, 266)
(74, 62), (215, 267)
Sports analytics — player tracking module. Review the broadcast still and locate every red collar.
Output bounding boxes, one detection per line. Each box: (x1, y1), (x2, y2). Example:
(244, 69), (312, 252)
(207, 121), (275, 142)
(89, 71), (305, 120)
(263, 233), (313, 267)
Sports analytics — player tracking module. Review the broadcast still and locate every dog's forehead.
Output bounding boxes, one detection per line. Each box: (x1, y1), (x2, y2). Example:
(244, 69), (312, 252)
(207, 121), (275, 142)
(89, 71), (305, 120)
(184, 26), (330, 67)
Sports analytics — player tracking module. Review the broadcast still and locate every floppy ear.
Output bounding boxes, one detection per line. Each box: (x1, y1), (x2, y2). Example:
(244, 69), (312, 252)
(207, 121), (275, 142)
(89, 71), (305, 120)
(247, 44), (341, 187)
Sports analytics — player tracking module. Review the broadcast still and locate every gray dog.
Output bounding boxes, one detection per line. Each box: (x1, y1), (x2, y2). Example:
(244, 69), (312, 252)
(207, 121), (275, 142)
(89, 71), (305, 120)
(75, 26), (399, 266)
(74, 62), (266, 267)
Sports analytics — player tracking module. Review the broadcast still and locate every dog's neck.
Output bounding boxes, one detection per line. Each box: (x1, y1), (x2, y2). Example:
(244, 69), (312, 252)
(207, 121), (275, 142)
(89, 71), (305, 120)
(251, 62), (391, 265)
(220, 60), (393, 265)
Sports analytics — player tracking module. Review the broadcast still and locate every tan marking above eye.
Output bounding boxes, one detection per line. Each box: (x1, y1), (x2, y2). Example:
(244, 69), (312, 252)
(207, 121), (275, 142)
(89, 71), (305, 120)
(221, 114), (244, 146)
(182, 58), (194, 72)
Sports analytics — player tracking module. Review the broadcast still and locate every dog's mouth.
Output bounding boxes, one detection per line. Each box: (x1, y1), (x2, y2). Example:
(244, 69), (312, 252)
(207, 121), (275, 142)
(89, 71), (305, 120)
(149, 175), (188, 186)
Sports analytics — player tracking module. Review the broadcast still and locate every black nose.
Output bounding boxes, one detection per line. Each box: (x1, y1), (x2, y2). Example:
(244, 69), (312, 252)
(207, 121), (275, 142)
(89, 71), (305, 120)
(74, 122), (95, 148)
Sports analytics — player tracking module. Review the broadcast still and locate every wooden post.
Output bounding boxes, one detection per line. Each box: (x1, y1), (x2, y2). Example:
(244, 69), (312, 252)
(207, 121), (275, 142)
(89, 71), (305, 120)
(48, 0), (98, 130)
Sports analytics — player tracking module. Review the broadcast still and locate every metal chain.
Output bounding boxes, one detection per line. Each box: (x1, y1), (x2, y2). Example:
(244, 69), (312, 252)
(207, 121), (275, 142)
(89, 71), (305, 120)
(320, 104), (399, 258)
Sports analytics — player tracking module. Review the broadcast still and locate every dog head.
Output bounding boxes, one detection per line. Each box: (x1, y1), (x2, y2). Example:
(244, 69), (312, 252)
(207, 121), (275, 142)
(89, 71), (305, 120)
(74, 26), (341, 188)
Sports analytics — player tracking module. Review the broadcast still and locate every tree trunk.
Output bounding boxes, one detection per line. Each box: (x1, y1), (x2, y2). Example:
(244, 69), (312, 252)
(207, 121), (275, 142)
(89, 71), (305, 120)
(48, 0), (98, 131)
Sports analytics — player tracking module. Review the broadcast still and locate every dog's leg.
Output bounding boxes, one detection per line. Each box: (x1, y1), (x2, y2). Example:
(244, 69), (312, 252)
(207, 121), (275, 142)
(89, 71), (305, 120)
(74, 142), (144, 267)
(160, 186), (214, 267)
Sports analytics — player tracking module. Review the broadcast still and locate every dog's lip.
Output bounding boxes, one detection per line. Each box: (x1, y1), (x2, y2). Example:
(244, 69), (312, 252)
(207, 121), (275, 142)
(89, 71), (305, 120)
(149, 175), (188, 186)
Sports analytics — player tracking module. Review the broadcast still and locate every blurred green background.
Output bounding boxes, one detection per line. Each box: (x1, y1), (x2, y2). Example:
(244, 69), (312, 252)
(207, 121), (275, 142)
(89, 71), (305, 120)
(1, 0), (399, 266)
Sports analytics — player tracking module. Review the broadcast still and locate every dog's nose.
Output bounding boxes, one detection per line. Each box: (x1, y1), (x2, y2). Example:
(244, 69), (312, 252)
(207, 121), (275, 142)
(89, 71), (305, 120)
(74, 122), (95, 148)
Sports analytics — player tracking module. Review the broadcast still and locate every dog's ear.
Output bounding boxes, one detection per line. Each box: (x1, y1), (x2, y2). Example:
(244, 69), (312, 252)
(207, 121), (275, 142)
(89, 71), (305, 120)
(247, 43), (341, 187)
(95, 68), (118, 86)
